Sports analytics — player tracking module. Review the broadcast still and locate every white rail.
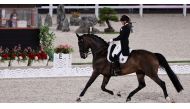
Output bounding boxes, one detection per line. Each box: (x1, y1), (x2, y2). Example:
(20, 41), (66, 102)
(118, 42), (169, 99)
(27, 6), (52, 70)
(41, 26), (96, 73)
(40, 4), (190, 17)
(0, 65), (190, 78)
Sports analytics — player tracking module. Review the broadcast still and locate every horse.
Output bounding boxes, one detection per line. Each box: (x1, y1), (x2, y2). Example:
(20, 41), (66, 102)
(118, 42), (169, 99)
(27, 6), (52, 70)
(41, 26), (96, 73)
(75, 33), (183, 102)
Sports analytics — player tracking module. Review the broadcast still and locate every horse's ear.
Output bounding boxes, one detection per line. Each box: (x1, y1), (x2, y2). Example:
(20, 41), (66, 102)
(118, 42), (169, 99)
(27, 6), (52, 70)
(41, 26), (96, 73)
(76, 33), (80, 39)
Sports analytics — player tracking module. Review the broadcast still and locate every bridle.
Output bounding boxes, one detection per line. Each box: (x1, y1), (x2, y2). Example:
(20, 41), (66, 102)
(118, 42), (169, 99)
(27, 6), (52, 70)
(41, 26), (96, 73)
(80, 43), (107, 57)
(79, 34), (108, 58)
(78, 39), (91, 58)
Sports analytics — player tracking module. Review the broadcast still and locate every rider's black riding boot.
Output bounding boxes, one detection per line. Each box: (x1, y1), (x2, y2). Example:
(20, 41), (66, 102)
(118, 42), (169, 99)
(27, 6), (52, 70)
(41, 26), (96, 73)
(113, 60), (121, 76)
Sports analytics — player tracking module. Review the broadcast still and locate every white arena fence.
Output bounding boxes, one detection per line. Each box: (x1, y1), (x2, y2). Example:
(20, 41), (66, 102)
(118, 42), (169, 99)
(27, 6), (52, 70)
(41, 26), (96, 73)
(40, 4), (190, 17)
(0, 65), (190, 78)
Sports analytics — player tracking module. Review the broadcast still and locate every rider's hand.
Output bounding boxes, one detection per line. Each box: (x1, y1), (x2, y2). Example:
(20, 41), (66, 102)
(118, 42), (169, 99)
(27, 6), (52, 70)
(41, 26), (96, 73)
(109, 39), (113, 43)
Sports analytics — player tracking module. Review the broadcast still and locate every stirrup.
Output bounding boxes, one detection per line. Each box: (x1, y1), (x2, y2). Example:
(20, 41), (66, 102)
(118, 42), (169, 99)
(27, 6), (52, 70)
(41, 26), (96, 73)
(111, 69), (120, 76)
(114, 69), (121, 76)
(111, 64), (120, 76)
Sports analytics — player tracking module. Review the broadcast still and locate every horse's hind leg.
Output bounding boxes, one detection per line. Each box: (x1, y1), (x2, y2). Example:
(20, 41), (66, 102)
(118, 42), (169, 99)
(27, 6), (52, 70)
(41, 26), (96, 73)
(126, 72), (146, 102)
(148, 75), (173, 102)
(101, 76), (114, 95)
(76, 71), (99, 102)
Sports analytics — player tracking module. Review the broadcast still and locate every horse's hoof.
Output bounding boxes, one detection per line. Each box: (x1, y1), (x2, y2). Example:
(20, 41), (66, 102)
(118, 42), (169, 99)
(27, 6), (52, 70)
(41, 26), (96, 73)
(171, 100), (175, 103)
(110, 91), (114, 95)
(126, 98), (131, 102)
(166, 96), (175, 103)
(117, 92), (121, 97)
(76, 97), (81, 102)
(108, 91), (114, 95)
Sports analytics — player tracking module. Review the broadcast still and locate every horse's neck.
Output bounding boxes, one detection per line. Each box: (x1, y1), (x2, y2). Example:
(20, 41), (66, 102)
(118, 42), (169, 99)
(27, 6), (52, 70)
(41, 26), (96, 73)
(91, 45), (108, 60)
(87, 36), (108, 59)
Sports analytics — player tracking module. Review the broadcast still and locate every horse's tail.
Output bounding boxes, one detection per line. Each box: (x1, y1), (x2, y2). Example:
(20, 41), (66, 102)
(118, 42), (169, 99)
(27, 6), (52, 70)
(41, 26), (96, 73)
(154, 53), (183, 92)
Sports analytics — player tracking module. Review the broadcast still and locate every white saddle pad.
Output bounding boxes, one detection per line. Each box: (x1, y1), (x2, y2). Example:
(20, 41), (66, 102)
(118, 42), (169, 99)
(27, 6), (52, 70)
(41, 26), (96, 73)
(107, 41), (132, 63)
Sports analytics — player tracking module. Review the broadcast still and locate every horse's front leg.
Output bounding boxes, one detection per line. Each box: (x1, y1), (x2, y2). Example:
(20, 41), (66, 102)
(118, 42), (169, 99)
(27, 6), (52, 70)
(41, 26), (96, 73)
(76, 71), (99, 102)
(101, 76), (114, 95)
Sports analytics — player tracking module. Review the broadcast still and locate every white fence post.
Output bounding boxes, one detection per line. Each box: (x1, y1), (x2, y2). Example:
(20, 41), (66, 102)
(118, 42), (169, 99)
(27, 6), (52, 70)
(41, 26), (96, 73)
(49, 4), (53, 17)
(95, 4), (99, 19)
(183, 4), (187, 17)
(139, 4), (143, 17)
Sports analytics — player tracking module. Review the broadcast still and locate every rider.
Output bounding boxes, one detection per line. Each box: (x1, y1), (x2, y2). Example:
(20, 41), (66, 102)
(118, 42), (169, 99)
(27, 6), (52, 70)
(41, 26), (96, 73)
(109, 15), (132, 75)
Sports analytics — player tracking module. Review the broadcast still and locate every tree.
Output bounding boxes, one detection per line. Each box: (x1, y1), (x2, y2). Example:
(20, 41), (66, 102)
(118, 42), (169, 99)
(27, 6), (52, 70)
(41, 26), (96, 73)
(99, 7), (118, 32)
(39, 25), (55, 61)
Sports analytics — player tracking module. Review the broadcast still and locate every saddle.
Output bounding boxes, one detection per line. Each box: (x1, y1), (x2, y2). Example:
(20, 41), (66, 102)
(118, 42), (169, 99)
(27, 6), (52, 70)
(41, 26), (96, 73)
(107, 41), (132, 64)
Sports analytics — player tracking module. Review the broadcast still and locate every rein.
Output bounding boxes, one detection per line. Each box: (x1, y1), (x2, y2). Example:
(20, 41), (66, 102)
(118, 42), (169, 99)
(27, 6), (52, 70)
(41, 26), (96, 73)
(91, 46), (107, 55)
(86, 46), (107, 56)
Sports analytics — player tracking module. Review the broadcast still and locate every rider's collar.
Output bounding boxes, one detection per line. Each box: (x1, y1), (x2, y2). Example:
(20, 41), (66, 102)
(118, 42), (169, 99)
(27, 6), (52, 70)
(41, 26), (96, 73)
(124, 23), (129, 26)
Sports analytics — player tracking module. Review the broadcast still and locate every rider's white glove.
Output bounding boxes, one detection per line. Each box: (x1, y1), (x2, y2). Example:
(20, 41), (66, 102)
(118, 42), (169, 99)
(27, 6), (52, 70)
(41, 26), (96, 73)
(109, 39), (113, 43)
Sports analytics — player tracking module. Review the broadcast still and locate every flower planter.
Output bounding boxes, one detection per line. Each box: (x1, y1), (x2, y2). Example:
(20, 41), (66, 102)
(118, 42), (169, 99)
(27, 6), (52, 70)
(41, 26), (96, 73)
(30, 59), (48, 67)
(18, 60), (29, 66)
(0, 60), (10, 67)
(53, 53), (72, 68)
(10, 60), (28, 67)
(40, 60), (48, 66)
(10, 60), (19, 67)
(30, 60), (40, 67)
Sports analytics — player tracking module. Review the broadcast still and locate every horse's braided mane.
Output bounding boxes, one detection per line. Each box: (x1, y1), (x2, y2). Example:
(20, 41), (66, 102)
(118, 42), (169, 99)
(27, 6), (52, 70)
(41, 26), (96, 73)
(84, 34), (109, 46)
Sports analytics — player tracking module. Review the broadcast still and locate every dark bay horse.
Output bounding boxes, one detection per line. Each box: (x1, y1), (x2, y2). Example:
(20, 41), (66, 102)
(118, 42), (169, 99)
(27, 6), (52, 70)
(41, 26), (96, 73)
(76, 33), (183, 102)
